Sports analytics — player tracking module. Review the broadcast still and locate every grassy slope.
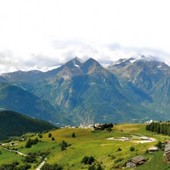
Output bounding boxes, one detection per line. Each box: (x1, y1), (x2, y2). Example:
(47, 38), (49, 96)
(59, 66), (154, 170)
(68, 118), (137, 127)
(0, 149), (22, 164)
(1, 124), (170, 170)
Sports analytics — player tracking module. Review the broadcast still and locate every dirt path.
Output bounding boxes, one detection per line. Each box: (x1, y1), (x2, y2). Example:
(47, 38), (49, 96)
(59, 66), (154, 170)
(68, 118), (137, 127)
(1, 147), (27, 156)
(35, 158), (47, 170)
(1, 145), (46, 170)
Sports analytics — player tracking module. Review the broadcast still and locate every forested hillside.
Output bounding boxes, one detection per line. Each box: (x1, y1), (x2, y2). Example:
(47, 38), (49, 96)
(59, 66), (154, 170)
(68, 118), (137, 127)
(0, 110), (56, 140)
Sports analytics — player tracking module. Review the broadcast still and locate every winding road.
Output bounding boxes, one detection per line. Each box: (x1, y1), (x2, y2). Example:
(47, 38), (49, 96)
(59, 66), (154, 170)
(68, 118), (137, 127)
(1, 145), (47, 170)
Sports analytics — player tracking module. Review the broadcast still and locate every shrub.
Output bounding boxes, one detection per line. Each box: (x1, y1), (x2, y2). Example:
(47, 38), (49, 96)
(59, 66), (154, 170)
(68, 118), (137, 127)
(72, 132), (76, 138)
(155, 141), (163, 149)
(23, 156), (37, 163)
(25, 138), (39, 148)
(106, 127), (112, 132)
(48, 133), (52, 138)
(117, 147), (122, 151)
(38, 133), (42, 138)
(61, 141), (70, 151)
(25, 139), (32, 148)
(130, 146), (135, 151)
(81, 156), (95, 165)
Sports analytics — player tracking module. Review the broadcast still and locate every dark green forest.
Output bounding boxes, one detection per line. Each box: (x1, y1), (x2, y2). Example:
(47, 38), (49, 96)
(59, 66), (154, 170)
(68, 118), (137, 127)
(146, 122), (170, 135)
(0, 110), (56, 140)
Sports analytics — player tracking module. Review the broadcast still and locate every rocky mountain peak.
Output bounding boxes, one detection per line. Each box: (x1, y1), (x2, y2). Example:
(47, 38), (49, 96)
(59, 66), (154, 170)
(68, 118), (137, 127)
(81, 58), (103, 74)
(110, 57), (137, 68)
(65, 57), (82, 69)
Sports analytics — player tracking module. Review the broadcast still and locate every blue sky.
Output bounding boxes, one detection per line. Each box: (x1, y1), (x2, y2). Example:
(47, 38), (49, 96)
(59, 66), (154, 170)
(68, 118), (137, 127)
(0, 0), (170, 72)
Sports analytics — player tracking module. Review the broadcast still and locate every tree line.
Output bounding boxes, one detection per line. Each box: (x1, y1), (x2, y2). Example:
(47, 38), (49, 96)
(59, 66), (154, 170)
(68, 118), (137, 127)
(146, 122), (170, 135)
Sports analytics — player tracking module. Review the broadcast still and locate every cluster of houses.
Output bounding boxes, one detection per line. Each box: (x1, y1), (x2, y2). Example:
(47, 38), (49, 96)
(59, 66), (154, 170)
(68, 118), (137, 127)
(64, 124), (95, 130)
(125, 140), (170, 168)
(125, 146), (159, 168)
(64, 123), (113, 130)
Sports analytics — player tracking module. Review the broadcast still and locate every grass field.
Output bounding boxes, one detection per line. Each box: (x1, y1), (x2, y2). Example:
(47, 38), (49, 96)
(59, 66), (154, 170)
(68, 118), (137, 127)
(1, 124), (170, 170)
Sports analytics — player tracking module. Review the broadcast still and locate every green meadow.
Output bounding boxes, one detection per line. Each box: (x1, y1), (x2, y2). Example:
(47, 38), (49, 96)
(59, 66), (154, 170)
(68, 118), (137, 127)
(1, 124), (170, 170)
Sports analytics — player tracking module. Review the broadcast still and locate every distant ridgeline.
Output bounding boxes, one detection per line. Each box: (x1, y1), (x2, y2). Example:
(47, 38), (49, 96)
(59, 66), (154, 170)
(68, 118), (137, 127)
(146, 122), (170, 136)
(2, 56), (170, 125)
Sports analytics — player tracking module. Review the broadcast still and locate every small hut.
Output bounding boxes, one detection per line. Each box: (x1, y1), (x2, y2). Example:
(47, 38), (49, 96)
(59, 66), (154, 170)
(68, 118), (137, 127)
(126, 156), (145, 168)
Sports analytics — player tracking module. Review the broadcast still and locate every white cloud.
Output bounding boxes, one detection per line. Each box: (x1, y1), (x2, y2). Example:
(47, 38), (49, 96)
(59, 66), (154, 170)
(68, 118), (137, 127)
(0, 0), (170, 72)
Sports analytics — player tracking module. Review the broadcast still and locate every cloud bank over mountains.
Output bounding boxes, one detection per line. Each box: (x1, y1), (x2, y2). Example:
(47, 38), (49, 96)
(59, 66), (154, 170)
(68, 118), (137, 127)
(0, 0), (170, 73)
(0, 40), (170, 73)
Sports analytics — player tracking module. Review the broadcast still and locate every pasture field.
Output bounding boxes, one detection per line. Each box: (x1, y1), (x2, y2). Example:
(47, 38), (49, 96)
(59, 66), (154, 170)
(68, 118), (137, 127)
(1, 124), (170, 170)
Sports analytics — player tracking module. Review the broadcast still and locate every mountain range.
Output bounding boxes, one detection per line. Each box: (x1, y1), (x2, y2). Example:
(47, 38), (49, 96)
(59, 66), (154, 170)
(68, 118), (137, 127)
(1, 56), (170, 125)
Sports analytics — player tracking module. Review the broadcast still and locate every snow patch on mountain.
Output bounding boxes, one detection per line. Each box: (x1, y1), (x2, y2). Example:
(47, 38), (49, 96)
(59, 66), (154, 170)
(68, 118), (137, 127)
(129, 58), (136, 63)
(73, 60), (80, 68)
(110, 54), (159, 68)
(157, 65), (162, 69)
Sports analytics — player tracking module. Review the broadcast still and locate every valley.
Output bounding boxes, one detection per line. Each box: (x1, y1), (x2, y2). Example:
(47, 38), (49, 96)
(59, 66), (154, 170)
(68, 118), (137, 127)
(0, 1), (169, 169)
(1, 56), (170, 169)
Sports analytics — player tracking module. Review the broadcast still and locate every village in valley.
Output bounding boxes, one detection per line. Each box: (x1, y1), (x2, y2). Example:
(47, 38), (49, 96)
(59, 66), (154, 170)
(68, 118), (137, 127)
(1, 122), (170, 169)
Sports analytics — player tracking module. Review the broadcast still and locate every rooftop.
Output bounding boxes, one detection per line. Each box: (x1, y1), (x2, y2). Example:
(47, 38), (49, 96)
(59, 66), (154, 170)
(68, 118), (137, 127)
(131, 156), (145, 164)
(165, 144), (170, 152)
